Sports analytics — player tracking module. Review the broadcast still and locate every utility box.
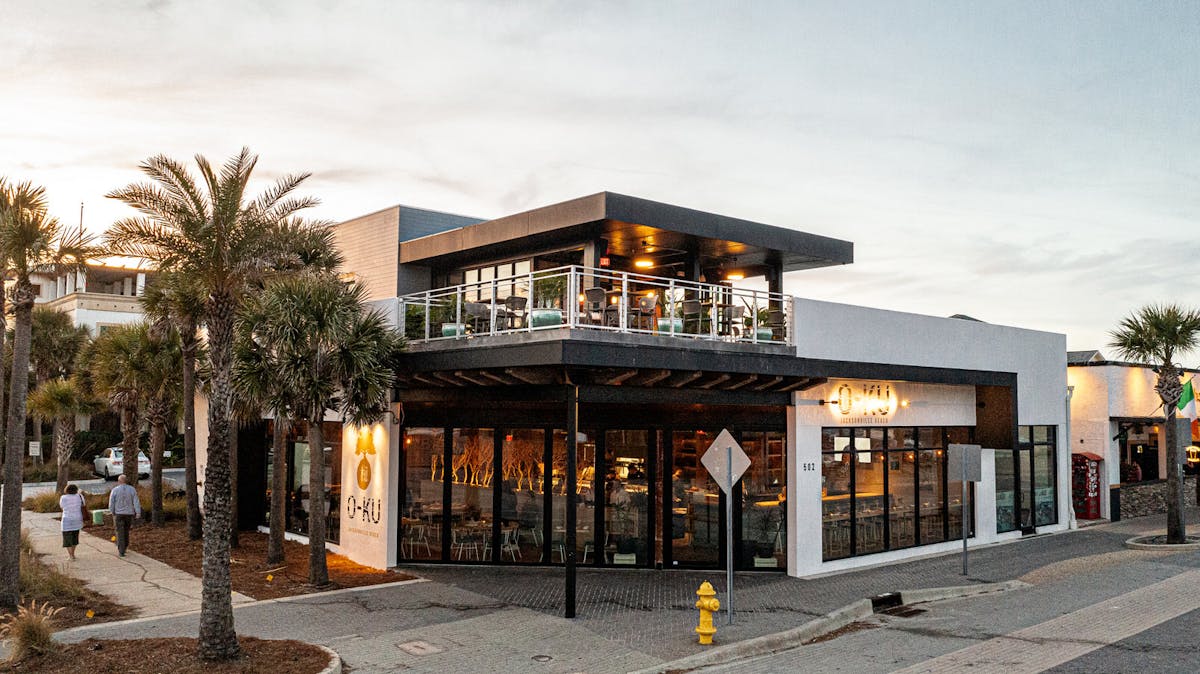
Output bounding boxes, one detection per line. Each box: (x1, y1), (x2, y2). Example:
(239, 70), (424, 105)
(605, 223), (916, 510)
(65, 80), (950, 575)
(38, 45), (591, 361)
(1071, 453), (1103, 520)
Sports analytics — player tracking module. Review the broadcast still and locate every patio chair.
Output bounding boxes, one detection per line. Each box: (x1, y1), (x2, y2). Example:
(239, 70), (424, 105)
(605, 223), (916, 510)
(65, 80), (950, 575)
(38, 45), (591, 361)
(583, 287), (607, 325)
(504, 295), (527, 329)
(766, 309), (787, 340)
(632, 295), (657, 331)
(464, 302), (491, 334)
(682, 299), (709, 334)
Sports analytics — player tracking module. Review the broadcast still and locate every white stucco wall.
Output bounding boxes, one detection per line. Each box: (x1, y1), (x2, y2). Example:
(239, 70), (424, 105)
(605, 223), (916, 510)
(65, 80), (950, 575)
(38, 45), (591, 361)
(787, 298), (1068, 576)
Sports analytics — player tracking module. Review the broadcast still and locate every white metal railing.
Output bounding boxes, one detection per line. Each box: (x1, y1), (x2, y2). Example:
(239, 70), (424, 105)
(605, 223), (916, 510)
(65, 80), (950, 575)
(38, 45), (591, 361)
(397, 265), (792, 346)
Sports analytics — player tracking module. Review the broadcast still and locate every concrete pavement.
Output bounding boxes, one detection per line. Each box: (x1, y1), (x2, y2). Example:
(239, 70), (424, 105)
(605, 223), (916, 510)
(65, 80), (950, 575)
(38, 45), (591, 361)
(6, 503), (1200, 672)
(21, 509), (254, 618)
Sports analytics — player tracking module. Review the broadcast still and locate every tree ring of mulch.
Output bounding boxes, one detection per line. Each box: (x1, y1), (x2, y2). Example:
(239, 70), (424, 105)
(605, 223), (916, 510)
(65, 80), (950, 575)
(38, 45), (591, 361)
(0, 637), (340, 673)
(1125, 534), (1200, 551)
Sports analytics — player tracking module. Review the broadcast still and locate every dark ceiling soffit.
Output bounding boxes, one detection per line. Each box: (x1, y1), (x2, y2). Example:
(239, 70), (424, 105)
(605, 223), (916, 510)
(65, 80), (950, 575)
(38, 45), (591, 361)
(604, 193), (853, 266)
(394, 384), (789, 407)
(398, 191), (853, 267)
(396, 340), (1015, 388)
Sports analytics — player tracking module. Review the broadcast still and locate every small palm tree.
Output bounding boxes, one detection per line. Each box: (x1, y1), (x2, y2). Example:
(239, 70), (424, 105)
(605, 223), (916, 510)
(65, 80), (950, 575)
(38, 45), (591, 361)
(1109, 303), (1200, 544)
(245, 275), (399, 586)
(28, 378), (97, 493)
(80, 324), (150, 485)
(142, 272), (207, 539)
(106, 149), (334, 660)
(0, 179), (95, 612)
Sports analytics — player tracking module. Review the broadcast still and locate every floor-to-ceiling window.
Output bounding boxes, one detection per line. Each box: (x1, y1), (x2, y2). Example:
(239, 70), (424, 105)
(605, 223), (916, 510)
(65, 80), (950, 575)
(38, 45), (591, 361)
(605, 430), (651, 565)
(265, 421), (343, 545)
(822, 426), (971, 561)
(402, 427), (444, 560)
(997, 426), (1059, 534)
(739, 431), (786, 568)
(669, 430), (721, 567)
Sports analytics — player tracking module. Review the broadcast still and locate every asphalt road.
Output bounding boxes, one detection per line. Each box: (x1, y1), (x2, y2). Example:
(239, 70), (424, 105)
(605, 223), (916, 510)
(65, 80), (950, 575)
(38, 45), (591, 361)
(20, 467), (186, 499)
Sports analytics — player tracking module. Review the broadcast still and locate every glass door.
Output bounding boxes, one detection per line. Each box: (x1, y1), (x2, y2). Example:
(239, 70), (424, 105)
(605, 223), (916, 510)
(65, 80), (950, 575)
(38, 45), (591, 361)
(605, 430), (652, 566)
(668, 430), (721, 567)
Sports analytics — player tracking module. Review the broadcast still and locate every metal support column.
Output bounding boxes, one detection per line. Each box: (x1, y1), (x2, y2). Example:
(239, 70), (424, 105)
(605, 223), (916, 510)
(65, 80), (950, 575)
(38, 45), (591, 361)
(565, 385), (579, 619)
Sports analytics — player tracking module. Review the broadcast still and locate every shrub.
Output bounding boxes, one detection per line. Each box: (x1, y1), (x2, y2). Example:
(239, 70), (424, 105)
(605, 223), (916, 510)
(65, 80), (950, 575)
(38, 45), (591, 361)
(21, 459), (93, 484)
(21, 492), (61, 514)
(20, 528), (32, 556)
(0, 600), (62, 661)
(19, 552), (87, 603)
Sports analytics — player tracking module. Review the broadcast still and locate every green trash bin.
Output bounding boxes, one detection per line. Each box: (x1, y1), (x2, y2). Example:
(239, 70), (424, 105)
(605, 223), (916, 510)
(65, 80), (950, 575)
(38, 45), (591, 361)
(92, 509), (107, 526)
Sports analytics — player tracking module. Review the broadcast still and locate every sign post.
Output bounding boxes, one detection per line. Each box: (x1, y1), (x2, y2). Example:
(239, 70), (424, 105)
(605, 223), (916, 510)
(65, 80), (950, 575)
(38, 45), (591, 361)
(948, 443), (982, 575)
(701, 429), (751, 625)
(28, 441), (41, 458)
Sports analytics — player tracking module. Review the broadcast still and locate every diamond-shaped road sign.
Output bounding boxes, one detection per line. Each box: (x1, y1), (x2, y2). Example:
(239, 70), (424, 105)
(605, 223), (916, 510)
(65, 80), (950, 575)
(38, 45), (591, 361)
(701, 429), (751, 494)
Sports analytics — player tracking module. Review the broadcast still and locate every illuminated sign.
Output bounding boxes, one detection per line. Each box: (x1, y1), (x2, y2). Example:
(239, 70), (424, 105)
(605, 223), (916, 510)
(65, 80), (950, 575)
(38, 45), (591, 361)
(829, 382), (898, 424)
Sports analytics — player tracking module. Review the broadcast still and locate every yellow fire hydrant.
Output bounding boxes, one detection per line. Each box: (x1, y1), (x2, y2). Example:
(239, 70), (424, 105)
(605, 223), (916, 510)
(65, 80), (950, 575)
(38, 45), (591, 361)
(695, 581), (720, 645)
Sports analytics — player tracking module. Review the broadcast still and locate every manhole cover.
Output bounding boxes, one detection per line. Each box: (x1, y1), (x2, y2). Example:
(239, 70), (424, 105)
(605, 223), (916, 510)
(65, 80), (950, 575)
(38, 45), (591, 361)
(397, 640), (444, 656)
(532, 655), (553, 663)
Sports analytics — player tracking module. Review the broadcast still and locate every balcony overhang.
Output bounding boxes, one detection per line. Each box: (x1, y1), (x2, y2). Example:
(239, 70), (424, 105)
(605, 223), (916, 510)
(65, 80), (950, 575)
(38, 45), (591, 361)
(398, 192), (853, 277)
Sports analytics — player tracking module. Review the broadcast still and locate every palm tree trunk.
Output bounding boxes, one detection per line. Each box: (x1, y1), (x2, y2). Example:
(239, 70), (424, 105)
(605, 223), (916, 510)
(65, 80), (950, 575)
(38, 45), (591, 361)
(182, 329), (202, 540)
(266, 416), (289, 566)
(1165, 408), (1187, 543)
(55, 417), (75, 494)
(307, 418), (329, 587)
(121, 406), (140, 486)
(229, 421), (239, 549)
(0, 295), (35, 611)
(150, 413), (166, 526)
(0, 293), (8, 471)
(198, 293), (240, 661)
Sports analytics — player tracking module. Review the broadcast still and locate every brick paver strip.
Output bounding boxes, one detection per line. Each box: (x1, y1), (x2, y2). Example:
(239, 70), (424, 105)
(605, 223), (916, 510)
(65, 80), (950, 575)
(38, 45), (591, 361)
(890, 567), (1200, 674)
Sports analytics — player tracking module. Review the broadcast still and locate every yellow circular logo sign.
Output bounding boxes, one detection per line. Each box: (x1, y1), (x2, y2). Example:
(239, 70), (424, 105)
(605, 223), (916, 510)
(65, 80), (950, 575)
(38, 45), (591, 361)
(357, 456), (372, 490)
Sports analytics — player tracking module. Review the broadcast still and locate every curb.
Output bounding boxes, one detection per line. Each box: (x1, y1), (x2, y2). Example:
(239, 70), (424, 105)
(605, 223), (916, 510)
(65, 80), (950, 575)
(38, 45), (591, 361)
(630, 580), (1027, 674)
(1125, 535), (1200, 551)
(316, 644), (343, 674)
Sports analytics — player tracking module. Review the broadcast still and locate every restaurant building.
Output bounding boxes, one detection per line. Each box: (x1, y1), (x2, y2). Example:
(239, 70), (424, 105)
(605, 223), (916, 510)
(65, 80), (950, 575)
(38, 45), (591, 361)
(1067, 350), (1200, 521)
(215, 192), (1069, 577)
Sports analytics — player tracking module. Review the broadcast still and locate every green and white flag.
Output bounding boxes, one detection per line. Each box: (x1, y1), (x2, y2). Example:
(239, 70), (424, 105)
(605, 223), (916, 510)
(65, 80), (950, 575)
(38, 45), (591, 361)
(1179, 379), (1197, 421)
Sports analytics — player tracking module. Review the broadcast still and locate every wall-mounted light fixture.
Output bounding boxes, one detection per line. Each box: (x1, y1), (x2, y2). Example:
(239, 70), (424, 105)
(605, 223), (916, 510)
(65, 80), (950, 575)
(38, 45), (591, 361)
(634, 258), (654, 269)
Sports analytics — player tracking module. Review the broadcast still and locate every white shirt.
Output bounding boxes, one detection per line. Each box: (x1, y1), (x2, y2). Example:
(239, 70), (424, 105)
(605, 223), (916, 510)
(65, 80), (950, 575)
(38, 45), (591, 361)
(59, 493), (85, 532)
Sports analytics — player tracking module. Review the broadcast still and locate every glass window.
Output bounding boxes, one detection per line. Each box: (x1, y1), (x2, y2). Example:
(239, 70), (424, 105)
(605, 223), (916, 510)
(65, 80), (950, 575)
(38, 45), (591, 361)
(741, 431), (786, 569)
(995, 449), (1017, 533)
(887, 445), (916, 549)
(946, 427), (972, 539)
(854, 430), (886, 555)
(607, 430), (650, 566)
(918, 448), (946, 544)
(499, 429), (545, 562)
(450, 429), (493, 560)
(822, 429), (853, 561)
(549, 430), (596, 565)
(671, 430), (720, 566)
(322, 422), (343, 545)
(403, 428), (444, 561)
(1018, 449), (1033, 529)
(1033, 426), (1057, 526)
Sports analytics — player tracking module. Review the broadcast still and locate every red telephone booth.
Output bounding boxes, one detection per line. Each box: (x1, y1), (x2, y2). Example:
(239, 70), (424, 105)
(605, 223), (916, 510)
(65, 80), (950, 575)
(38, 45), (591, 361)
(1071, 453), (1103, 520)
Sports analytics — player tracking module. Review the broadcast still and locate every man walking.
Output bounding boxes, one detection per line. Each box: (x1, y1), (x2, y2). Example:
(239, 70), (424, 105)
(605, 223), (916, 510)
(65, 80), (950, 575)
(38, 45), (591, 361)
(108, 474), (141, 557)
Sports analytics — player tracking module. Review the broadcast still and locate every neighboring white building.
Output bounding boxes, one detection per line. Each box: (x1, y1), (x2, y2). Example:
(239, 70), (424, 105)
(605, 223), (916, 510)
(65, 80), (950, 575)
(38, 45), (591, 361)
(1067, 350), (1200, 520)
(33, 262), (155, 335)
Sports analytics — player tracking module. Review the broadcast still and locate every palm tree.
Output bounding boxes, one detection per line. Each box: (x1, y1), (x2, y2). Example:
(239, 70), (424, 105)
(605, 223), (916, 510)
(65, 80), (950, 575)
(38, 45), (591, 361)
(0, 179), (95, 612)
(234, 285), (302, 566)
(1109, 303), (1200, 544)
(246, 275), (399, 586)
(28, 307), (90, 460)
(28, 378), (96, 493)
(80, 324), (149, 485)
(140, 325), (183, 526)
(105, 149), (332, 660)
(141, 272), (207, 539)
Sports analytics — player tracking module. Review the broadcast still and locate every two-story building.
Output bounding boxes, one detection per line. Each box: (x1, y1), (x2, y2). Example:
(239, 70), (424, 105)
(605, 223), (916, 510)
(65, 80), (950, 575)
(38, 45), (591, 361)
(233, 192), (1069, 578)
(32, 262), (155, 334)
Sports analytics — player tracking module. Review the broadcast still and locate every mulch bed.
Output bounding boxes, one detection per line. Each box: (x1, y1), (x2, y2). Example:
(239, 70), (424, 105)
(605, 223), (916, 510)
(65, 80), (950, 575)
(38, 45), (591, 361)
(83, 519), (412, 600)
(0, 637), (332, 673)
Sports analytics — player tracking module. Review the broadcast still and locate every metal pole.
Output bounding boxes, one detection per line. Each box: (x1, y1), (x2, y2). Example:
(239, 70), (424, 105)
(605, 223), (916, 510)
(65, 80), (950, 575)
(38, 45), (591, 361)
(726, 445), (734, 625)
(961, 448), (968, 576)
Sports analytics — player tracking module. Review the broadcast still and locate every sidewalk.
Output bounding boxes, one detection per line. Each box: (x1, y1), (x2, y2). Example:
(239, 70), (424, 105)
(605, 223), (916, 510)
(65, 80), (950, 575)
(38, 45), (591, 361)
(9, 506), (1199, 673)
(21, 509), (254, 619)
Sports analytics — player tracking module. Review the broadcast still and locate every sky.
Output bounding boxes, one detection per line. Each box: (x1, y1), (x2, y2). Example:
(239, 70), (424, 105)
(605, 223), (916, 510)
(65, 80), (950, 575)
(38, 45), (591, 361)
(2, 0), (1198, 353)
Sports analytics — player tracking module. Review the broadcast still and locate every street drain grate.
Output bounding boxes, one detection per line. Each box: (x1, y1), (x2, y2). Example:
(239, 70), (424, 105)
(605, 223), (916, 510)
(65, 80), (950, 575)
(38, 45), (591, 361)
(879, 605), (927, 618)
(397, 640), (445, 656)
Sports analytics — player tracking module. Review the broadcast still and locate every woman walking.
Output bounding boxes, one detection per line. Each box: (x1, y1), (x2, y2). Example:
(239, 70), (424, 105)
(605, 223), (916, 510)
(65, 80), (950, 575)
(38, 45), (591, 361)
(59, 484), (86, 560)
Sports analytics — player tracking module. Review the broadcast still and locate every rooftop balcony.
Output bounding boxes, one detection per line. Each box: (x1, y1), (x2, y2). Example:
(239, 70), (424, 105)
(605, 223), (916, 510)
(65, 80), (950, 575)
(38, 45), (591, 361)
(392, 265), (792, 351)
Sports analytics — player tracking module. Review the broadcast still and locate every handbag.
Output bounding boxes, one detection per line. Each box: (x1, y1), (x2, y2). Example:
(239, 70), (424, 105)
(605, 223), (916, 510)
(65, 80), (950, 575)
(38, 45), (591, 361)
(79, 494), (91, 524)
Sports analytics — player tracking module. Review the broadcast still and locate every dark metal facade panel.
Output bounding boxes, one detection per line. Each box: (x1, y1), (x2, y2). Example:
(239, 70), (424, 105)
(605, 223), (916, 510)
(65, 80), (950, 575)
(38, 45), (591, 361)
(398, 206), (483, 241)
